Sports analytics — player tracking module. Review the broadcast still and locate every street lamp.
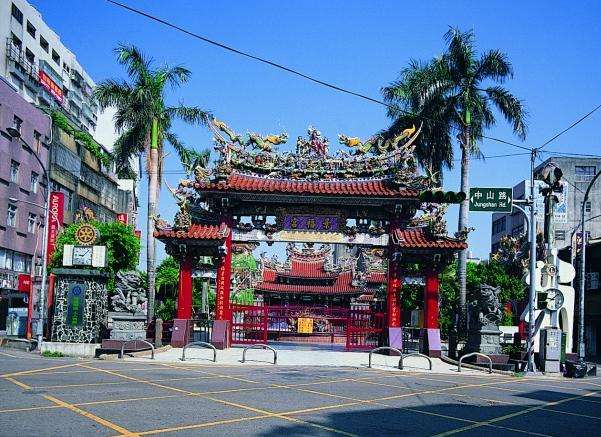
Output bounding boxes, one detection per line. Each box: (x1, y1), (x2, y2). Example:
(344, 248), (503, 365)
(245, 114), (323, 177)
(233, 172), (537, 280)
(6, 126), (51, 349)
(578, 170), (601, 363)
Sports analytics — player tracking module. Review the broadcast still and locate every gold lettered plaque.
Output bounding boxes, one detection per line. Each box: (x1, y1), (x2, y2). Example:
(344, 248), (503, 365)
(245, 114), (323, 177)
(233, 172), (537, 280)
(297, 318), (313, 334)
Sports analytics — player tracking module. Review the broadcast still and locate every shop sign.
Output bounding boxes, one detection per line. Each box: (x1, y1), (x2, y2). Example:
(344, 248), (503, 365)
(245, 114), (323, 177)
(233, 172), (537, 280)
(297, 317), (314, 334)
(38, 70), (63, 104)
(47, 192), (65, 263)
(66, 282), (86, 327)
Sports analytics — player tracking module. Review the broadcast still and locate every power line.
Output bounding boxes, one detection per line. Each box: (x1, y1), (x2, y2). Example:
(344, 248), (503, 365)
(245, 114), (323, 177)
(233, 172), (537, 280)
(537, 103), (601, 151)
(106, 0), (530, 153)
(540, 150), (601, 159)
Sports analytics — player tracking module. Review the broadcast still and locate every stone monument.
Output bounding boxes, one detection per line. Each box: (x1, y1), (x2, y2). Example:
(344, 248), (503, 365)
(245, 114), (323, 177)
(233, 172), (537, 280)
(108, 271), (148, 341)
(465, 284), (504, 356)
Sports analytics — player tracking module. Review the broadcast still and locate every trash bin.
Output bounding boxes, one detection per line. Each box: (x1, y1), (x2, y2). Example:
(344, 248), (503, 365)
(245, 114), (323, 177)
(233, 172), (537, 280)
(565, 361), (587, 378)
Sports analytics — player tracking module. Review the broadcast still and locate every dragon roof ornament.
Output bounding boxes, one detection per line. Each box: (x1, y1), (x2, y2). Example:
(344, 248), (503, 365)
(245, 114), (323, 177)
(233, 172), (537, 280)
(204, 119), (429, 187)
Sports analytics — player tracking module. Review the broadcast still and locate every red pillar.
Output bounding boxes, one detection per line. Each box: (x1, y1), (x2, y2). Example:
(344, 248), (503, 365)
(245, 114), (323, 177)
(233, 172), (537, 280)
(215, 217), (233, 321)
(424, 269), (440, 329)
(424, 268), (441, 357)
(176, 255), (193, 319)
(387, 221), (402, 328)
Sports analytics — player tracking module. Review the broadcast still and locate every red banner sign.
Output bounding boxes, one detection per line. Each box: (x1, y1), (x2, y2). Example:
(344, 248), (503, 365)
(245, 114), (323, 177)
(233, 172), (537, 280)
(116, 213), (128, 225)
(38, 70), (63, 104)
(47, 192), (65, 264)
(215, 220), (233, 321)
(18, 274), (32, 293)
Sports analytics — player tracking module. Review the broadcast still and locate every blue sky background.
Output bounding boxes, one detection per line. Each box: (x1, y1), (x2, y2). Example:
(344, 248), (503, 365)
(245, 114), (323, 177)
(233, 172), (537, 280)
(31, 0), (601, 264)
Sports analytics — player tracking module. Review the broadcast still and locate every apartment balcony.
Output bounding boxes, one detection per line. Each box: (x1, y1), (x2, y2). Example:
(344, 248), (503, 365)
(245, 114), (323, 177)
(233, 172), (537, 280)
(5, 39), (38, 83)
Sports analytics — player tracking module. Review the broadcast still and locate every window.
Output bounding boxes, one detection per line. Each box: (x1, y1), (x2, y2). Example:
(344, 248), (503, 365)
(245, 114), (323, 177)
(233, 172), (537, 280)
(30, 172), (39, 193)
(13, 114), (23, 132)
(27, 213), (36, 233)
(7, 204), (17, 227)
(11, 3), (23, 24)
(512, 224), (524, 237)
(555, 230), (566, 241)
(26, 21), (36, 38)
(575, 165), (597, 182)
(13, 252), (27, 273)
(492, 216), (506, 234)
(40, 35), (49, 52)
(34, 130), (41, 151)
(52, 49), (60, 65)
(10, 161), (20, 183)
(11, 32), (22, 49)
(25, 47), (34, 64)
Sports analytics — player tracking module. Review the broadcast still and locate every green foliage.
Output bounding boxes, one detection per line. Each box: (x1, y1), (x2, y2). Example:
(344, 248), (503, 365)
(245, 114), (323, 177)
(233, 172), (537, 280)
(41, 350), (64, 358)
(155, 256), (179, 297)
(232, 288), (255, 305)
(51, 221), (140, 290)
(232, 254), (257, 271)
(438, 260), (526, 337)
(51, 111), (112, 166)
(155, 298), (176, 321)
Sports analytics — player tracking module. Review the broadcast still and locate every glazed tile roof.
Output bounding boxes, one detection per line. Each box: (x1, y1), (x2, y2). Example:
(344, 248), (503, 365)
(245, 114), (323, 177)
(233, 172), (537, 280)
(391, 227), (467, 250)
(194, 172), (418, 198)
(365, 271), (387, 283)
(153, 223), (230, 240)
(256, 271), (360, 295)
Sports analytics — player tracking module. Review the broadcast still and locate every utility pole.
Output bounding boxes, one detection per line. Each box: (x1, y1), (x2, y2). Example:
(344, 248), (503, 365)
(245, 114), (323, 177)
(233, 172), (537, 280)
(526, 148), (538, 373)
(578, 170), (601, 362)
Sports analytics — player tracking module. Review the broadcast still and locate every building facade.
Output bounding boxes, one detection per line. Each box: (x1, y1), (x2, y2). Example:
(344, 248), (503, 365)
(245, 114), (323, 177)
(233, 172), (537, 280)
(0, 77), (51, 333)
(1, 0), (98, 133)
(491, 156), (601, 254)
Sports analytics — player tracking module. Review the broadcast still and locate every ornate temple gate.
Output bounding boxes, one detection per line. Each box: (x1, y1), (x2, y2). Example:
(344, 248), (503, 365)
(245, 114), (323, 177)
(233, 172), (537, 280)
(154, 121), (467, 354)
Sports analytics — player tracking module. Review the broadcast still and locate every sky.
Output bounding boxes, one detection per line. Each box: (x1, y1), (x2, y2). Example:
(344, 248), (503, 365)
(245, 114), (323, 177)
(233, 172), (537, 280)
(30, 0), (601, 265)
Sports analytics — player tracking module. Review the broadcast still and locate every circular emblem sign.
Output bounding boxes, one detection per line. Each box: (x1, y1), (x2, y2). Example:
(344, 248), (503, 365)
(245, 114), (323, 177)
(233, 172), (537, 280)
(75, 224), (99, 245)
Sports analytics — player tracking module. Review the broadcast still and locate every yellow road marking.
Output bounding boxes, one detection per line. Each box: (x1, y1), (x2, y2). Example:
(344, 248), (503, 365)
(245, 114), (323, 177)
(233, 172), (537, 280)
(136, 414), (272, 435)
(43, 394), (138, 436)
(80, 364), (358, 437)
(4, 377), (31, 390)
(434, 388), (601, 436)
(0, 361), (90, 378)
(0, 351), (18, 358)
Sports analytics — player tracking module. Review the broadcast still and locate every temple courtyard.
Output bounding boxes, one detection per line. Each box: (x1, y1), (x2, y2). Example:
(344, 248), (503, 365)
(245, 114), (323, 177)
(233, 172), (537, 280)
(1, 350), (601, 436)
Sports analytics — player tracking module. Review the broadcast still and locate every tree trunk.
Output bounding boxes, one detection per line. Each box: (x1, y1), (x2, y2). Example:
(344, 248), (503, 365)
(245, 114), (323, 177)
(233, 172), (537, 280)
(146, 119), (159, 324)
(456, 127), (471, 335)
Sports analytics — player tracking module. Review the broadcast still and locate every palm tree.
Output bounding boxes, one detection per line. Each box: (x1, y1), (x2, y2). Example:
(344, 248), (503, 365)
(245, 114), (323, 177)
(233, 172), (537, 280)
(94, 44), (212, 323)
(382, 28), (527, 331)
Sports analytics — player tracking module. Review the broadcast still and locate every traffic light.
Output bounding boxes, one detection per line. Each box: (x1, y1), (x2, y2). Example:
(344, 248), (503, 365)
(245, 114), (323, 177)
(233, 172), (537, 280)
(419, 190), (467, 204)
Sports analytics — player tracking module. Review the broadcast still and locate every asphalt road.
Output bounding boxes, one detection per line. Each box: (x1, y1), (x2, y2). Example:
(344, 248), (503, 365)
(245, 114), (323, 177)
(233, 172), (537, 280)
(1, 349), (600, 436)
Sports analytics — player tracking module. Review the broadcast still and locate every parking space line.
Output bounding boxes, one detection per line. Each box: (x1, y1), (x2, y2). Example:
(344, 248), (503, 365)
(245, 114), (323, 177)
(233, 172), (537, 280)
(43, 394), (138, 436)
(4, 377), (32, 390)
(543, 407), (601, 420)
(0, 351), (18, 358)
(1, 361), (91, 378)
(136, 414), (272, 435)
(26, 373), (243, 390)
(78, 364), (359, 437)
(433, 388), (601, 436)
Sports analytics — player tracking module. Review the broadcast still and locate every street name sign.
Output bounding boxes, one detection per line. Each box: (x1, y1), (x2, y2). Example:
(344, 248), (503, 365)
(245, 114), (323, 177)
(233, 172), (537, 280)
(469, 187), (513, 212)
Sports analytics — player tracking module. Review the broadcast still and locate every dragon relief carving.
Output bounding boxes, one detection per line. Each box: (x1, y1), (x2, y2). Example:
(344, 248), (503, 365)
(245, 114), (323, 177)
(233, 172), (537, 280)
(338, 124), (416, 156)
(410, 203), (448, 238)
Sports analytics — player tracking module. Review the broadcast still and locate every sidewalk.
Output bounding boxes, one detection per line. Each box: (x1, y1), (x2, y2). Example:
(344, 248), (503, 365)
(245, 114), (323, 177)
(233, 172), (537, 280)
(129, 344), (481, 374)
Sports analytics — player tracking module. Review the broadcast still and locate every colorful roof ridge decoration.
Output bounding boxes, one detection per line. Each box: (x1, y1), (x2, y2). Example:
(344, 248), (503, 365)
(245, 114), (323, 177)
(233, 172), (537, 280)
(153, 223), (230, 240)
(391, 227), (467, 250)
(185, 171), (420, 198)
(175, 120), (437, 196)
(255, 270), (360, 295)
(365, 271), (387, 283)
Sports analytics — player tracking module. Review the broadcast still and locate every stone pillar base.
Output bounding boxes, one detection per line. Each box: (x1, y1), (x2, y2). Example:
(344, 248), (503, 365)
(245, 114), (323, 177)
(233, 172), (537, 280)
(170, 319), (192, 348)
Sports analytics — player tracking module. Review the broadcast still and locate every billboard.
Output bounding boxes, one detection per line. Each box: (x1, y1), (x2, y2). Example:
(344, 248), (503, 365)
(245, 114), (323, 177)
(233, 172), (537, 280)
(47, 192), (65, 263)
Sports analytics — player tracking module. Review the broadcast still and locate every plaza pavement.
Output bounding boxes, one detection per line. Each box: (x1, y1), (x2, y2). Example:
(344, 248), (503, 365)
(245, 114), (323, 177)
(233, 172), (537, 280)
(141, 344), (473, 374)
(1, 348), (601, 436)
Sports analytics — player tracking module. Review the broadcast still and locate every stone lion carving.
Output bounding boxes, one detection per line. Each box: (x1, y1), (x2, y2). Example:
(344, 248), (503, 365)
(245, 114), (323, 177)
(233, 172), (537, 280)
(469, 284), (503, 328)
(111, 271), (147, 314)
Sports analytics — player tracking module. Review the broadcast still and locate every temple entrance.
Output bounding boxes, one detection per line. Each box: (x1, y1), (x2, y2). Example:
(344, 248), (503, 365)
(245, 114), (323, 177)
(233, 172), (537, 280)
(228, 242), (387, 350)
(154, 120), (467, 356)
